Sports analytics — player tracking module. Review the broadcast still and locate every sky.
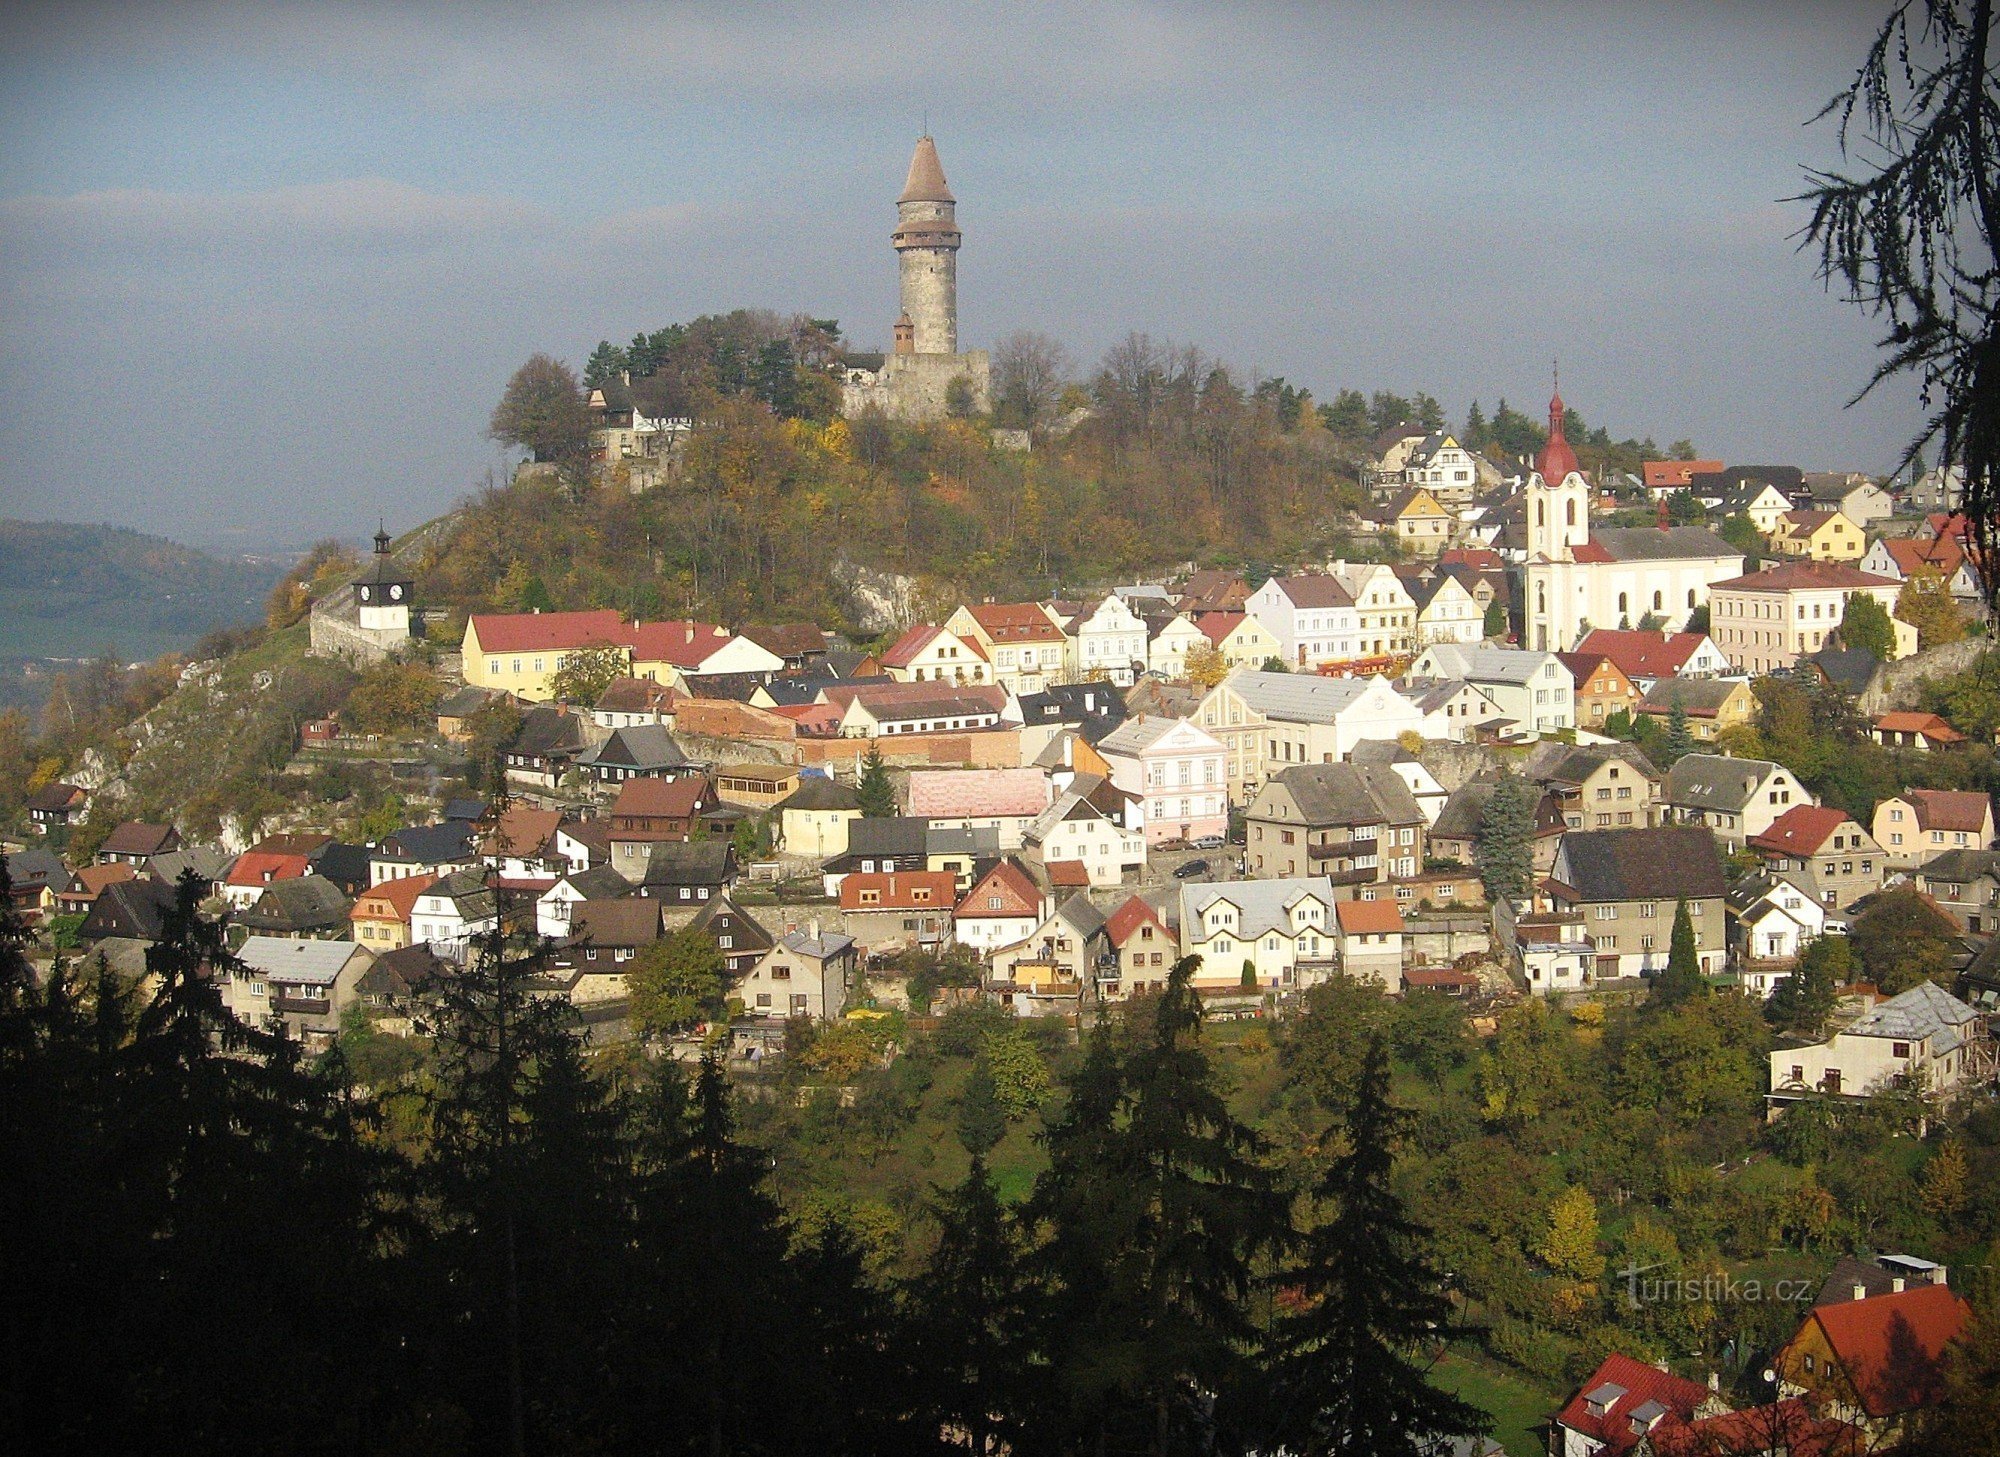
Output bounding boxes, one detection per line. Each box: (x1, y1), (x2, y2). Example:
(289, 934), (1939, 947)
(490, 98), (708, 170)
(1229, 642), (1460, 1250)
(0, 0), (1923, 552)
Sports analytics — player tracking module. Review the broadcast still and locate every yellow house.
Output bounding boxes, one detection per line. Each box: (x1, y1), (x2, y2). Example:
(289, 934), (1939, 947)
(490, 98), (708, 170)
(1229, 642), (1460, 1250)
(1196, 611), (1283, 669)
(462, 610), (631, 702)
(1770, 509), (1865, 561)
(1374, 486), (1454, 558)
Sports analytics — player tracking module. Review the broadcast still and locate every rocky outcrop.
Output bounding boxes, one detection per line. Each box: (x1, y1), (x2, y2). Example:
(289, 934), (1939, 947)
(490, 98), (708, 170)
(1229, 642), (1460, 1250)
(1857, 638), (1990, 714)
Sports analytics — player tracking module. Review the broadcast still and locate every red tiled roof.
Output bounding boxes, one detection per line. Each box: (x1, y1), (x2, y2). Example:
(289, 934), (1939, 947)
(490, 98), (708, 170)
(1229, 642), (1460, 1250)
(1900, 788), (1992, 833)
(66, 863), (137, 899)
(1572, 629), (1709, 680)
(1440, 547), (1504, 570)
(1569, 540), (1618, 564)
(1648, 1400), (1854, 1457)
(468, 610), (627, 654)
(1105, 894), (1170, 946)
(967, 603), (1065, 643)
(353, 872), (438, 922)
(1874, 711), (1965, 742)
(1750, 805), (1853, 858)
(595, 676), (685, 713)
(226, 851), (310, 888)
(482, 806), (563, 857)
(1196, 611), (1248, 646)
(1335, 898), (1405, 934)
(880, 624), (946, 668)
(1556, 1353), (1710, 1454)
(1711, 562), (1899, 591)
(1643, 459), (1724, 488)
(1799, 1283), (1968, 1417)
(957, 860), (1042, 918)
(906, 768), (1050, 819)
(1046, 860), (1092, 888)
(1878, 537), (1965, 578)
(839, 871), (959, 911)
(627, 620), (733, 669)
(1556, 651), (1635, 691)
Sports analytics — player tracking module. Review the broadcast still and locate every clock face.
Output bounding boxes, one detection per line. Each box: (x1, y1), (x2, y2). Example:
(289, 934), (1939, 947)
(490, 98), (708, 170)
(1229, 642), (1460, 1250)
(389, 584), (404, 601)
(359, 586), (371, 601)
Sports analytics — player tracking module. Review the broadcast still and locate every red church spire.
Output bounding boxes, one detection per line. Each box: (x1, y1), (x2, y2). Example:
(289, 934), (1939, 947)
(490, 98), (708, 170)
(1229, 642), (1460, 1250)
(1536, 364), (1580, 485)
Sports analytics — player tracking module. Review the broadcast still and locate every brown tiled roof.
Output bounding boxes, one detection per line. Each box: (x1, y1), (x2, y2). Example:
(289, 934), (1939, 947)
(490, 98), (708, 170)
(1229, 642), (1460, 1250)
(1901, 788), (1992, 832)
(1711, 562), (1898, 591)
(1270, 574), (1355, 609)
(897, 136), (954, 204)
(99, 822), (177, 857)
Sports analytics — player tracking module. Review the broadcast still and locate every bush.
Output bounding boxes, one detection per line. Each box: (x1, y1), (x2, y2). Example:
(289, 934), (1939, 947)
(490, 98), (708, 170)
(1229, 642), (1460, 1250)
(932, 1000), (1017, 1057)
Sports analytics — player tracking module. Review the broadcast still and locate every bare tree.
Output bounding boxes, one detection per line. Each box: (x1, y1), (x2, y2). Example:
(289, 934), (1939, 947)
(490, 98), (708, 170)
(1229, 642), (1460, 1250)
(990, 330), (1073, 429)
(1802, 0), (2000, 605)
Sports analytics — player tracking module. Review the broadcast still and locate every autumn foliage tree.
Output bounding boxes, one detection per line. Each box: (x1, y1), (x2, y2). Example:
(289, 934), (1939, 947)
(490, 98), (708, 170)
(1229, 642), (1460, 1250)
(490, 353), (592, 467)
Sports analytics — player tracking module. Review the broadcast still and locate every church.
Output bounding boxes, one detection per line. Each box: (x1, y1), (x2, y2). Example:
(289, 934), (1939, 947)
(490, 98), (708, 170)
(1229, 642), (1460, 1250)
(841, 136), (991, 422)
(1519, 389), (1743, 652)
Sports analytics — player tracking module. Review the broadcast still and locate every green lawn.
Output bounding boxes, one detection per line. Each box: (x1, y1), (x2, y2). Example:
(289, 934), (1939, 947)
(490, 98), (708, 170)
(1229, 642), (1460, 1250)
(1433, 1347), (1561, 1457)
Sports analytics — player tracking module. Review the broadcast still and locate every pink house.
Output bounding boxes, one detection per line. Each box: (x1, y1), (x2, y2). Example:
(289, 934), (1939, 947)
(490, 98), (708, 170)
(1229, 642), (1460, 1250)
(1096, 715), (1228, 847)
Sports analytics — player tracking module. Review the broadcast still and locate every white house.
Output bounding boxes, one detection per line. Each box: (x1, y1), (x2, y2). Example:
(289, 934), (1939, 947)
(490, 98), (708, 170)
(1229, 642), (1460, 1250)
(1402, 678), (1508, 742)
(1509, 911), (1597, 995)
(1071, 594), (1150, 686)
(951, 859), (1048, 952)
(1243, 575), (1361, 669)
(1332, 562), (1418, 657)
(1664, 754), (1815, 852)
(535, 865), (631, 940)
(1333, 898), (1405, 991)
(1408, 572), (1485, 646)
(1727, 869), (1830, 997)
(1146, 612), (1210, 681)
(1096, 715), (1229, 846)
(1023, 783), (1146, 887)
(1407, 643), (1574, 735)
(1180, 878), (1337, 992)
(1769, 981), (1989, 1110)
(411, 870), (500, 960)
(1194, 669), (1427, 802)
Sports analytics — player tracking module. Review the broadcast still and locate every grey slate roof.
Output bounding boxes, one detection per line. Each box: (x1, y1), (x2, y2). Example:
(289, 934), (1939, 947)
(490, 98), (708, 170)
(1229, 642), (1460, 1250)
(1552, 827), (1726, 902)
(1915, 848), (2000, 883)
(1638, 678), (1741, 715)
(511, 705), (585, 759)
(3, 847), (67, 893)
(239, 875), (352, 933)
(557, 864), (633, 900)
(926, 826), (1000, 858)
(580, 724), (687, 772)
(1531, 742), (1659, 788)
(639, 841), (734, 887)
(1590, 526), (1743, 563)
(237, 936), (364, 986)
(147, 846), (233, 886)
(844, 817), (930, 859)
(777, 929), (856, 959)
(1664, 754), (1786, 814)
(779, 777), (863, 812)
(424, 869), (499, 920)
(1053, 892), (1108, 940)
(1182, 877), (1337, 940)
(1431, 780), (1498, 841)
(377, 821), (477, 865)
(1413, 644), (1555, 685)
(1808, 644), (1881, 695)
(1222, 670), (1379, 723)
(1845, 980), (1978, 1040)
(1268, 762), (1424, 827)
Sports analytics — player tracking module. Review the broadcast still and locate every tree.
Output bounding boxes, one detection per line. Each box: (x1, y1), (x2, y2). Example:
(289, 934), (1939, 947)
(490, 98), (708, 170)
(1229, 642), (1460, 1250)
(1896, 566), (1966, 648)
(1717, 512), (1763, 558)
(981, 1029), (1052, 1120)
(1476, 998), (1580, 1129)
(1650, 898), (1708, 1006)
(1914, 1281), (2000, 1453)
(1536, 1183), (1602, 1328)
(945, 375), (977, 419)
(627, 926), (726, 1038)
(1669, 438), (1698, 461)
(1282, 972), (1393, 1113)
(1474, 770), (1535, 903)
(489, 353), (592, 467)
(1662, 698), (1696, 765)
(1391, 990), (1472, 1090)
(1920, 1136), (1970, 1216)
(991, 330), (1073, 429)
(1265, 1038), (1489, 1457)
(546, 644), (628, 706)
(1766, 932), (1851, 1034)
(1260, 655), (1290, 673)
(1183, 643), (1231, 689)
(1842, 589), (1899, 658)
(955, 1056), (1007, 1156)
(1802, 0), (2000, 614)
(1665, 490), (1706, 525)
(855, 746), (896, 818)
(1851, 884), (1961, 991)
(1482, 599), (1508, 639)
(342, 660), (440, 736)
(1324, 389), (1370, 438)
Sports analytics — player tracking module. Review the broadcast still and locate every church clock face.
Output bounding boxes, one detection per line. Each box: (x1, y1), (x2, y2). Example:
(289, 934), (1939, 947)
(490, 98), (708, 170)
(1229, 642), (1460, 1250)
(359, 586), (371, 601)
(389, 584), (404, 601)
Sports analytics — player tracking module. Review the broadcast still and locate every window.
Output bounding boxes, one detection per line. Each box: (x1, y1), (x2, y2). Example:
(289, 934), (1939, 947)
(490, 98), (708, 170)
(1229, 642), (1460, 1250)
(718, 935), (733, 949)
(1594, 905), (1616, 920)
(1638, 903), (1656, 918)
(1893, 1041), (1911, 1058)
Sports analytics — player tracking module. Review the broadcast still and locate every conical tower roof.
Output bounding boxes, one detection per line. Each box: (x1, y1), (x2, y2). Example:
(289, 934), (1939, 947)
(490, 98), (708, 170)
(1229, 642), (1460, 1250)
(897, 136), (954, 205)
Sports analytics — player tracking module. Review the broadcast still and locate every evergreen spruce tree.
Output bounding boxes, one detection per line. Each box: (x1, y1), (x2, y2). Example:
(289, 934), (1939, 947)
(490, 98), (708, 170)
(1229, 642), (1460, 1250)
(1662, 698), (1695, 765)
(1650, 898), (1708, 1007)
(1474, 771), (1535, 904)
(956, 1052), (1007, 1156)
(857, 746), (896, 818)
(1267, 1038), (1488, 1456)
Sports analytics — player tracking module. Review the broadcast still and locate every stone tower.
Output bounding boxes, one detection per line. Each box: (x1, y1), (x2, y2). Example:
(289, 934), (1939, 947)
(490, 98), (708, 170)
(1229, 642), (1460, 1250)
(893, 135), (960, 355)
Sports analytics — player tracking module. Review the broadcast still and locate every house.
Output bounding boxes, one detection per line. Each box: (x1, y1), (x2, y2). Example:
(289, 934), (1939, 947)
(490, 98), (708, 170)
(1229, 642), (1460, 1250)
(1097, 715), (1228, 846)
(462, 609), (630, 702)
(411, 870), (500, 959)
(1244, 574), (1360, 670)
(1544, 826), (1728, 979)
(838, 870), (957, 951)
(738, 622), (829, 673)
(1769, 509), (1865, 561)
(953, 858), (1048, 951)
(370, 820), (479, 886)
(1401, 678), (1508, 742)
(687, 894), (775, 979)
(77, 876), (178, 944)
(1366, 485), (1455, 557)
(1708, 562), (1911, 675)
(229, 938), (374, 1044)
(1245, 762), (1426, 886)
(1664, 754), (1814, 852)
(1553, 1352), (1716, 1457)
(1910, 848), (2000, 934)
(1145, 612), (1211, 680)
(1909, 463), (1965, 512)
(1858, 534), (1982, 602)
(2, 847), (67, 920)
(1190, 610), (1283, 673)
(97, 821), (181, 867)
(1015, 681), (1128, 761)
(924, 824), (997, 891)
(221, 850), (312, 912)
(1871, 788), (1996, 869)
(1400, 431), (1483, 501)
(1710, 476), (1799, 532)
(1568, 629), (1732, 689)
(590, 675), (684, 729)
(304, 842), (371, 898)
(1557, 653), (1643, 730)
(632, 841), (735, 907)
(878, 623), (990, 684)
(238, 875), (353, 939)
(1194, 669), (1426, 803)
(737, 929), (858, 1021)
(1408, 643), (1574, 734)
(1773, 1278), (1970, 1437)
(1869, 711), (1966, 751)
(349, 872), (438, 951)
(822, 816), (931, 886)
(1332, 561), (1419, 657)
(1070, 594), (1150, 686)
(777, 777), (864, 858)
(436, 685), (506, 742)
(1405, 571), (1484, 646)
(1428, 780), (1497, 867)
(1642, 458), (1726, 494)
(1749, 805), (1885, 910)
(1726, 869), (1830, 991)
(535, 864), (631, 939)
(356, 943), (450, 1013)
(576, 724), (690, 785)
(25, 781), (86, 835)
(989, 894), (1109, 1005)
(906, 767), (1051, 849)
(1768, 980), (1990, 1111)
(1103, 895), (1176, 999)
(56, 861), (136, 916)
(1333, 898), (1405, 989)
(1506, 909), (1597, 994)
(1179, 878), (1337, 992)
(1176, 569), (1250, 614)
(706, 763), (797, 810)
(1800, 470), (1895, 526)
(475, 807), (567, 887)
(501, 703), (588, 788)
(627, 619), (785, 688)
(606, 776), (711, 877)
(1022, 779), (1146, 887)
(832, 683), (1010, 738)
(1634, 678), (1758, 743)
(942, 603), (1070, 693)
(1527, 742), (1662, 835)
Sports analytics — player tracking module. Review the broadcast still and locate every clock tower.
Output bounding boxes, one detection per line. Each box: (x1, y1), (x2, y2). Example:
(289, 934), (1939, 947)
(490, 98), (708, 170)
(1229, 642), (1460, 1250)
(352, 525), (412, 639)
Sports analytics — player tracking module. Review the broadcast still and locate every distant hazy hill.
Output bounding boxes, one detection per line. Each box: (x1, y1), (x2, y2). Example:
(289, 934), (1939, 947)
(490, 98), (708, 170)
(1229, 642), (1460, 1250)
(0, 520), (285, 660)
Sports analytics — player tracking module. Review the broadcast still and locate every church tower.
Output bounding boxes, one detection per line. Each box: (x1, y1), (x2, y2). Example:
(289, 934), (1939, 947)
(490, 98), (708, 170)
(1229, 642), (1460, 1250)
(892, 135), (960, 355)
(1524, 385), (1589, 562)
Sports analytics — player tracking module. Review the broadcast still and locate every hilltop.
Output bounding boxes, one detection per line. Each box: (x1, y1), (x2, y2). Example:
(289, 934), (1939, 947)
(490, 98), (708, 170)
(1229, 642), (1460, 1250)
(0, 520), (283, 660)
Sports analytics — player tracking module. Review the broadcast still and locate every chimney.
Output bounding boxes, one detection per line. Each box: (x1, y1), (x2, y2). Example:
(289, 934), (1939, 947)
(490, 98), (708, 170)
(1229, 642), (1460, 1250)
(1891, 1276), (1906, 1293)
(1935, 1265), (1948, 1286)
(1853, 1283), (1868, 1301)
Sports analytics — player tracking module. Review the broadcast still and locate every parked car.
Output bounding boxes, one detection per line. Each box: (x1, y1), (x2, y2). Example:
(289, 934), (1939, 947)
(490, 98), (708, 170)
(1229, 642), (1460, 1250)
(1172, 858), (1210, 880)
(1190, 834), (1225, 850)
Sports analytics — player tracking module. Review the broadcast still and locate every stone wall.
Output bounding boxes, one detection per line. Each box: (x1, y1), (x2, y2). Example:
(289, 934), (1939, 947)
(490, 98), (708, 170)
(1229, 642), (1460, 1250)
(841, 350), (991, 422)
(308, 589), (408, 667)
(1857, 638), (1991, 714)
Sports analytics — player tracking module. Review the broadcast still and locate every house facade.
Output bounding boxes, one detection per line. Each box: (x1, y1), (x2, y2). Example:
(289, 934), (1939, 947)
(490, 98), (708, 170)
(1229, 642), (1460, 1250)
(1097, 715), (1228, 846)
(1871, 788), (1996, 869)
(1708, 562), (1910, 675)
(1244, 762), (1426, 886)
(1179, 878), (1337, 992)
(1544, 826), (1728, 979)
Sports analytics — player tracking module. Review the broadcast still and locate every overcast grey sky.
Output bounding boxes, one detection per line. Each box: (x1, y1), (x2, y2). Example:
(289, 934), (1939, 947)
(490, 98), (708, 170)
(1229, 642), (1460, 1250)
(0, 0), (1917, 551)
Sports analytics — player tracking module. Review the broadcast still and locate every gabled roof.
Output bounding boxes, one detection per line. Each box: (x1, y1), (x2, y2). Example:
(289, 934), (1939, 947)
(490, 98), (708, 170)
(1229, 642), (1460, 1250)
(100, 822), (178, 857)
(569, 898), (662, 948)
(1218, 669), (1391, 723)
(1749, 805), (1853, 859)
(879, 624), (950, 668)
(1637, 678), (1745, 716)
(377, 821), (478, 865)
(1570, 629), (1712, 681)
(1335, 898), (1404, 934)
(1267, 574), (1356, 609)
(588, 724), (689, 771)
(512, 704), (586, 758)
(1914, 846), (2000, 883)
(1430, 780), (1498, 841)
(1195, 611), (1254, 646)
(1665, 754), (1788, 813)
(1844, 980), (1978, 1041)
(468, 609), (626, 654)
(779, 777), (864, 812)
(845, 816), (931, 858)
(550, 864), (631, 900)
(966, 602), (1065, 643)
(1183, 878), (1337, 941)
(1711, 562), (1898, 592)
(1551, 827), (1726, 902)
(353, 872), (437, 921)
(1873, 710), (1965, 742)
(594, 676), (685, 714)
(638, 841), (733, 887)
(1893, 787), (1992, 832)
(1585, 526), (1741, 564)
(359, 944), (449, 1000)
(1265, 762), (1424, 827)
(1807, 643), (1881, 694)
(1105, 894), (1172, 947)
(627, 619), (734, 669)
(226, 851), (311, 888)
(481, 806), (563, 858)
(739, 622), (827, 659)
(775, 928), (856, 960)
(957, 859), (1042, 918)
(1798, 1282), (1968, 1416)
(236, 936), (364, 986)
(24, 781), (85, 812)
(609, 776), (707, 822)
(1415, 644), (1556, 686)
(2, 847), (67, 892)
(239, 875), (352, 932)
(1874, 536), (1966, 578)
(839, 870), (958, 910)
(80, 878), (177, 941)
(1555, 1353), (1708, 1455)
